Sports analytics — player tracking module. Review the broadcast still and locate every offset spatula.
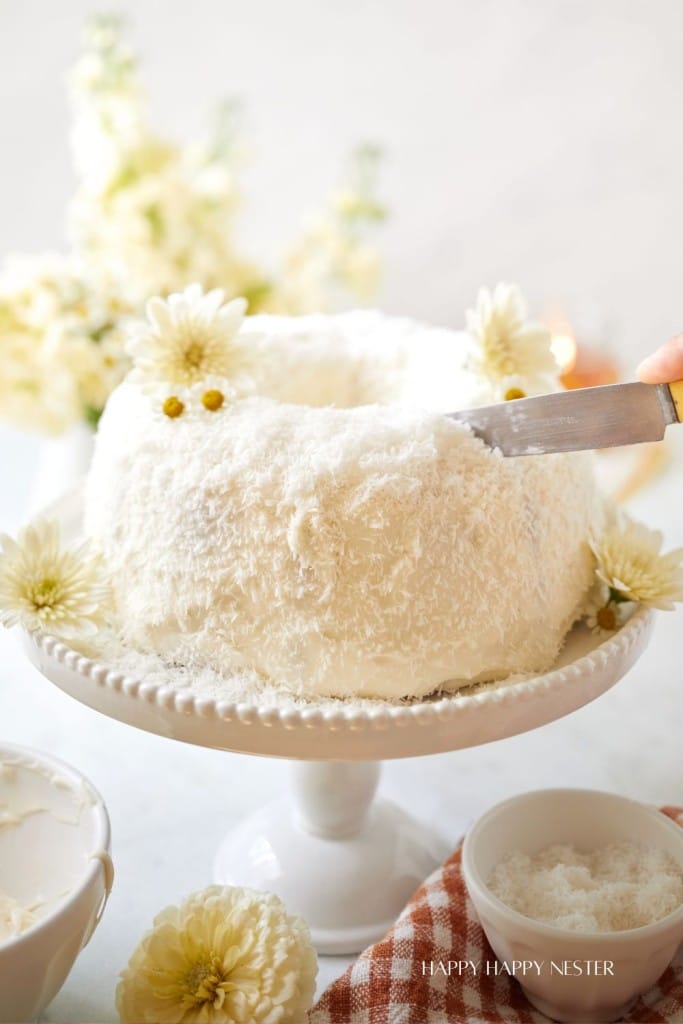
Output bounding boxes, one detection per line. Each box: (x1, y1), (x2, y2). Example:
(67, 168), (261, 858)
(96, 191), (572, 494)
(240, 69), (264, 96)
(448, 381), (683, 456)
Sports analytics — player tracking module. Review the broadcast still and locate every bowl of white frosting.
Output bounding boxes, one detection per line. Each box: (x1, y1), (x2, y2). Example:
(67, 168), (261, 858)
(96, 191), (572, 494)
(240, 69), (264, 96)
(462, 788), (683, 1023)
(0, 744), (113, 1023)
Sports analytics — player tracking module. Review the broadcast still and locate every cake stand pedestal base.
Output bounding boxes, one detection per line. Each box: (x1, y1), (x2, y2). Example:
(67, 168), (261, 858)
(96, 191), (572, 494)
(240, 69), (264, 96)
(213, 760), (446, 954)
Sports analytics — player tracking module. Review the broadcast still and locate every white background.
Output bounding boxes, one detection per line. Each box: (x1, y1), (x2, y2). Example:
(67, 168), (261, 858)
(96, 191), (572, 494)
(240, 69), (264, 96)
(3, 0), (683, 356)
(1, 2), (683, 1020)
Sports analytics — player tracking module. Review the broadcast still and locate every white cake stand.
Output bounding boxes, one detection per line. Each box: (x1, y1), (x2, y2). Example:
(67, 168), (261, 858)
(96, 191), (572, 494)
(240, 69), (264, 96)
(22, 605), (653, 954)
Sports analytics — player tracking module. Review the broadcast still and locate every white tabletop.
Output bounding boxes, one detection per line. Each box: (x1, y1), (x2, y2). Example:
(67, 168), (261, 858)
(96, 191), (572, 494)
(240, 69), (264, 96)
(0, 426), (681, 1022)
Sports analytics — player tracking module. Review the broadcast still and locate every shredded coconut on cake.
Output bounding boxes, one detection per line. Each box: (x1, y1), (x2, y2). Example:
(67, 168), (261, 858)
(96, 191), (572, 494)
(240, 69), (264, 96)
(98, 631), (548, 711)
(85, 310), (605, 700)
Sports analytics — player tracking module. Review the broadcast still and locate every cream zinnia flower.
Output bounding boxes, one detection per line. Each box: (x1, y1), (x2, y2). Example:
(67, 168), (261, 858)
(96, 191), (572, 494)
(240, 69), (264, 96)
(0, 520), (109, 638)
(465, 283), (559, 401)
(591, 514), (683, 611)
(127, 285), (248, 399)
(116, 885), (317, 1024)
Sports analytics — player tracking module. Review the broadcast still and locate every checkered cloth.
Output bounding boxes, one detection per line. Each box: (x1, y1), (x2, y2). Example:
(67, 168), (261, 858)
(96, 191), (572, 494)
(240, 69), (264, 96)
(309, 807), (683, 1024)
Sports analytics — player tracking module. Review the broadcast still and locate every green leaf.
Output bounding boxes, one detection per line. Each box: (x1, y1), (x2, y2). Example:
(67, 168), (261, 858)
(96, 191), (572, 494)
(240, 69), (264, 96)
(84, 404), (103, 430)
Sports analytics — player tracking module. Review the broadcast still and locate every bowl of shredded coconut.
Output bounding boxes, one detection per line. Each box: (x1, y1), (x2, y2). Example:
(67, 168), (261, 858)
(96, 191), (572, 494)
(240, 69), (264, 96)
(462, 788), (683, 1023)
(0, 744), (113, 1023)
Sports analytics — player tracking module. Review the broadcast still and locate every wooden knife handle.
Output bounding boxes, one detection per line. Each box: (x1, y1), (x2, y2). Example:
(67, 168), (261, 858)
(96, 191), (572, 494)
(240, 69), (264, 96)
(670, 380), (683, 422)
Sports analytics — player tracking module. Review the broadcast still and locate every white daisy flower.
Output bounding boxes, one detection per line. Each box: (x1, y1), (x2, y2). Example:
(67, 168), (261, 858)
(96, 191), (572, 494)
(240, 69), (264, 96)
(0, 520), (109, 639)
(127, 284), (248, 393)
(189, 373), (241, 413)
(152, 390), (191, 421)
(585, 602), (631, 636)
(590, 514), (683, 611)
(150, 374), (242, 422)
(583, 583), (631, 636)
(465, 283), (559, 401)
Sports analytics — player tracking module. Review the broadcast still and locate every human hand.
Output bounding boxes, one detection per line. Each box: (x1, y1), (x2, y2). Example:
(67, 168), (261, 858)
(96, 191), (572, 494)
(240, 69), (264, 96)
(637, 335), (683, 383)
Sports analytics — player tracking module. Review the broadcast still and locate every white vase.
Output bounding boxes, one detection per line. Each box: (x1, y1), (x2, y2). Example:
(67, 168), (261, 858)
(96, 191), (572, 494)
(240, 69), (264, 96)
(27, 423), (95, 516)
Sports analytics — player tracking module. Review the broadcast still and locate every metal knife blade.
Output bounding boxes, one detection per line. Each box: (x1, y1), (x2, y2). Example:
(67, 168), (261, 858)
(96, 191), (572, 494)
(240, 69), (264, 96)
(447, 381), (681, 457)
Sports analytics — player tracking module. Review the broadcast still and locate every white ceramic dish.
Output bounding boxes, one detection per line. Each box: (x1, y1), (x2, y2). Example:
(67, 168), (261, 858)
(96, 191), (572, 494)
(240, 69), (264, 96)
(0, 744), (113, 1024)
(462, 788), (683, 1023)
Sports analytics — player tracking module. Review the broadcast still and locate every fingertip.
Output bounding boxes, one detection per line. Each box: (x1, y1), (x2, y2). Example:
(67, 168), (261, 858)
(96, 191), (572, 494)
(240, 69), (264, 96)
(636, 354), (662, 383)
(637, 334), (683, 383)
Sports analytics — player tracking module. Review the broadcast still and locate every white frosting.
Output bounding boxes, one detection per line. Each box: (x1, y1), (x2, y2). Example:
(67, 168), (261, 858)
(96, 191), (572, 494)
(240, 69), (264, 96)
(85, 311), (605, 699)
(0, 755), (104, 946)
(0, 892), (36, 944)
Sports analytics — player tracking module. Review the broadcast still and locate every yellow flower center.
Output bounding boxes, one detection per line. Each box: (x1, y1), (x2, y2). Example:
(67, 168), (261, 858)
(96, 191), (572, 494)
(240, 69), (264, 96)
(31, 577), (61, 609)
(202, 389), (224, 412)
(184, 953), (227, 1007)
(504, 386), (526, 401)
(163, 396), (185, 419)
(183, 339), (206, 371)
(597, 605), (617, 631)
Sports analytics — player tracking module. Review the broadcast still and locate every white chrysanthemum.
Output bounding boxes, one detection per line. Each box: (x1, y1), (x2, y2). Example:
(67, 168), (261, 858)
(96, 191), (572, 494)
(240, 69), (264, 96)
(591, 514), (683, 611)
(127, 285), (248, 395)
(116, 885), (317, 1024)
(0, 520), (109, 638)
(465, 283), (559, 400)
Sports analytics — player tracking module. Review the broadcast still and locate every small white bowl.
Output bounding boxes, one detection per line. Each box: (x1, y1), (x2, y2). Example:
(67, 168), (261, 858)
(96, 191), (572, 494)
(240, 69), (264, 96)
(462, 788), (683, 1023)
(0, 744), (113, 1023)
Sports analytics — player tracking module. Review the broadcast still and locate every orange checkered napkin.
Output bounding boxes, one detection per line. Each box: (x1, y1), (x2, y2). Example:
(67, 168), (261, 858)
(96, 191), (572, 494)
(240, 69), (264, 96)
(309, 807), (683, 1024)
